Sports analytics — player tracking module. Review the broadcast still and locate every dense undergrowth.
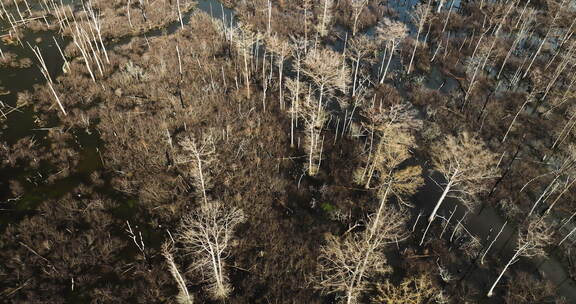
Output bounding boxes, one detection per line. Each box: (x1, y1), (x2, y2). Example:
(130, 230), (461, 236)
(1, 0), (576, 303)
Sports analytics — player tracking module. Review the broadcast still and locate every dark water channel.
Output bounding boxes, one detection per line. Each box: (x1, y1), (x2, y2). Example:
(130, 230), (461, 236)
(1, 0), (575, 302)
(414, 166), (576, 301)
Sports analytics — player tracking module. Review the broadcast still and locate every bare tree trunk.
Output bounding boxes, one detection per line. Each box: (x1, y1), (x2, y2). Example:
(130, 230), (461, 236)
(421, 170), (458, 245)
(379, 43), (395, 84)
(522, 0), (565, 77)
(308, 117), (315, 175)
(364, 140), (384, 188)
(162, 244), (193, 304)
(429, 171), (457, 222)
(437, 0), (445, 13)
(176, 0), (183, 28)
(441, 0), (455, 33)
(551, 112), (576, 150)
(440, 205), (457, 238)
(407, 3), (429, 74)
(528, 175), (560, 216)
(127, 0), (133, 28)
(502, 96), (531, 143)
(243, 48), (250, 98)
(481, 221), (507, 265)
(487, 244), (526, 297)
(321, 0), (330, 37)
(267, 0), (271, 34)
(192, 144), (209, 205)
(546, 178), (576, 214)
(345, 186), (391, 303)
(559, 225), (576, 245)
(420, 216), (434, 245)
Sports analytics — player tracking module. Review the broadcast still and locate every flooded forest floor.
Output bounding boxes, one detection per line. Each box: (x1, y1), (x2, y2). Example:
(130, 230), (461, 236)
(2, 0), (576, 303)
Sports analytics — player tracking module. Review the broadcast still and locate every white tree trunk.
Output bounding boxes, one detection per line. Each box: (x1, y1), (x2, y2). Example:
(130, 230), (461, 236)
(429, 173), (456, 222)
(420, 170), (457, 245)
(194, 150), (208, 205)
(481, 221), (507, 265)
(528, 175), (559, 216)
(379, 43), (395, 84)
(353, 56), (360, 96)
(420, 216), (434, 245)
(546, 178), (576, 214)
(407, 29), (421, 74)
(559, 225), (576, 245)
(487, 245), (525, 297)
(437, 0), (445, 13)
(502, 97), (531, 143)
(321, 0), (329, 36)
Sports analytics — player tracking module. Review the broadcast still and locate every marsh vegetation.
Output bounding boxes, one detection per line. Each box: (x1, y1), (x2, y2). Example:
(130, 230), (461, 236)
(2, 0), (576, 303)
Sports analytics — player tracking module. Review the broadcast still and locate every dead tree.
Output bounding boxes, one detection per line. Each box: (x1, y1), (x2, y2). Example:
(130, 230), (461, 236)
(317, 0), (334, 37)
(285, 36), (309, 147)
(525, 145), (576, 216)
(176, 136), (216, 205)
(551, 106), (576, 152)
(407, 2), (432, 74)
(347, 35), (375, 96)
(179, 201), (246, 300)
(162, 243), (194, 304)
(357, 102), (422, 196)
(232, 24), (261, 98)
(285, 77), (306, 148)
(372, 273), (439, 303)
(301, 47), (350, 175)
(376, 18), (408, 84)
(487, 216), (553, 297)
(266, 34), (292, 110)
(300, 93), (328, 176)
(350, 0), (368, 36)
(303, 47), (350, 113)
(315, 204), (408, 304)
(29, 44), (66, 115)
(421, 132), (500, 245)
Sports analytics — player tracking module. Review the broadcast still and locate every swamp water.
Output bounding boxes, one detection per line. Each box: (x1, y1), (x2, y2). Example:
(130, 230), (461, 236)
(1, 0), (575, 302)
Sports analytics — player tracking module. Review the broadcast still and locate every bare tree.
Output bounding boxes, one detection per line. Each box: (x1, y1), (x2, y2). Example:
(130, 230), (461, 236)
(317, 0), (334, 37)
(372, 273), (439, 304)
(176, 136), (216, 205)
(300, 47), (350, 175)
(179, 201), (246, 299)
(350, 0), (368, 36)
(29, 44), (66, 116)
(522, 0), (566, 78)
(481, 221), (508, 265)
(376, 18), (408, 84)
(504, 272), (557, 304)
(527, 145), (576, 216)
(285, 77), (306, 148)
(347, 35), (375, 96)
(408, 2), (432, 74)
(487, 216), (553, 297)
(502, 92), (535, 143)
(303, 47), (350, 112)
(497, 10), (535, 80)
(315, 204), (409, 304)
(232, 24), (261, 98)
(162, 243), (194, 304)
(300, 92), (328, 176)
(266, 34), (292, 110)
(357, 101), (422, 194)
(421, 132), (500, 245)
(284, 36), (309, 147)
(551, 106), (576, 152)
